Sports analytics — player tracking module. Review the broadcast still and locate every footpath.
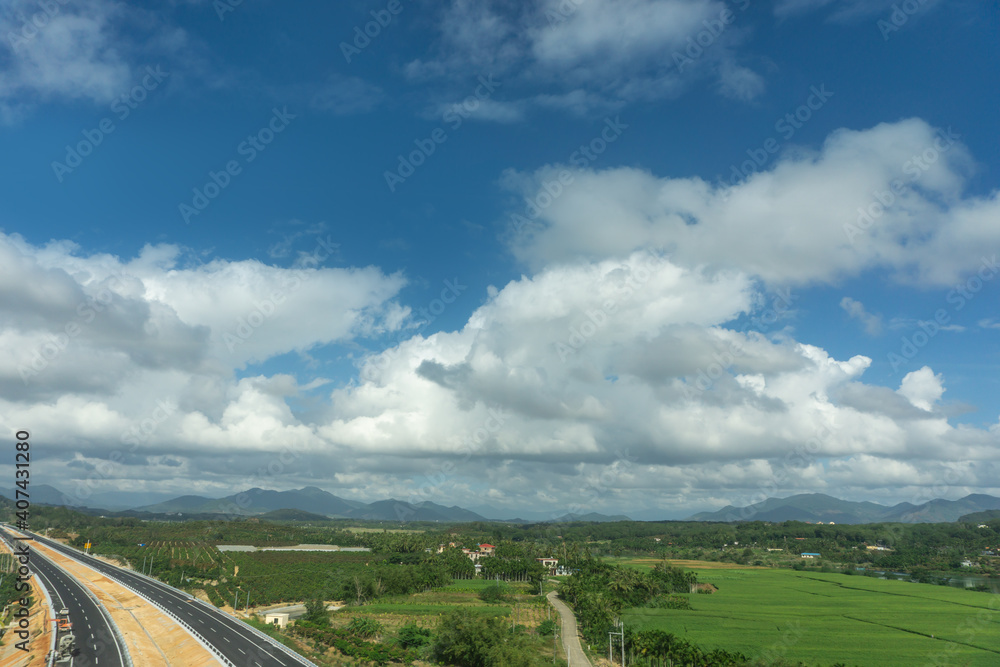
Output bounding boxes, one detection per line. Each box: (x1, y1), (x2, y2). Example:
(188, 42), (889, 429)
(547, 590), (594, 667)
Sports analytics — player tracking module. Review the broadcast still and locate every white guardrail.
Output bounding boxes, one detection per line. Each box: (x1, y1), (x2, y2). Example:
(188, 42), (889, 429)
(31, 546), (134, 667)
(38, 534), (320, 667)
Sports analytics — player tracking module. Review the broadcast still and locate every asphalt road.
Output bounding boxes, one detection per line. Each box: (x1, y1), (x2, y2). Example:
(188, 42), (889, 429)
(20, 529), (315, 667)
(0, 528), (127, 667)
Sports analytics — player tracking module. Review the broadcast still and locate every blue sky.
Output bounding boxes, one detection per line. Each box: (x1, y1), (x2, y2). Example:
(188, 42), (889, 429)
(1, 0), (999, 519)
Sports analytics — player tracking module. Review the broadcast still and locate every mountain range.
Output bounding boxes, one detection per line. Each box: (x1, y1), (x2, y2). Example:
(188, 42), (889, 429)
(687, 493), (1000, 524)
(6, 485), (998, 524)
(1, 484), (629, 523)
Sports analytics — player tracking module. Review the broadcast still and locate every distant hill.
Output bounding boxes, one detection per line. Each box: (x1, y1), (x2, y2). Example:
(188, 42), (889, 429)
(139, 495), (217, 513)
(688, 493), (1000, 524)
(550, 512), (632, 523)
(138, 486), (364, 517)
(958, 509), (1000, 524)
(16, 484), (1000, 525)
(887, 494), (1000, 523)
(135, 487), (488, 522)
(0, 484), (79, 507)
(256, 508), (333, 522)
(343, 499), (488, 523)
(468, 505), (633, 522)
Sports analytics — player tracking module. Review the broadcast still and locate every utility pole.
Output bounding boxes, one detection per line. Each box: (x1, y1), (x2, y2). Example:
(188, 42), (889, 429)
(234, 590), (239, 609)
(609, 619), (625, 665)
(621, 620), (625, 667)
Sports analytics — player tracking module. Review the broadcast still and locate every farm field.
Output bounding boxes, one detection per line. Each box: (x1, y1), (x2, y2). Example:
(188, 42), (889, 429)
(330, 579), (551, 634)
(622, 567), (1000, 666)
(343, 526), (425, 533)
(611, 557), (768, 570)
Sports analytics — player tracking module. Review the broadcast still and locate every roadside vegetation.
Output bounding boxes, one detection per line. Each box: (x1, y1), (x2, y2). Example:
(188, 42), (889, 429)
(10, 503), (999, 665)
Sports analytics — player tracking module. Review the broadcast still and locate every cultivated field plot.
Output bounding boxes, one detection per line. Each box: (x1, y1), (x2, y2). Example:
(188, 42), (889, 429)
(623, 568), (1000, 666)
(332, 578), (549, 632)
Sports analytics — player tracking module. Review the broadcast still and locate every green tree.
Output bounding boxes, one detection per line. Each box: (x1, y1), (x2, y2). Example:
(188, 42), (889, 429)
(432, 610), (542, 667)
(303, 598), (329, 626)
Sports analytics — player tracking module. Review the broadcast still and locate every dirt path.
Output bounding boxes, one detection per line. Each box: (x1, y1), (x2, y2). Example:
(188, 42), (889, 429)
(547, 590), (594, 667)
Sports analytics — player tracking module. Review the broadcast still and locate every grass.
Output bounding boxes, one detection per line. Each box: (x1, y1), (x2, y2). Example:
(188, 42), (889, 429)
(607, 556), (767, 570)
(441, 578), (508, 590)
(349, 603), (512, 616)
(622, 568), (1000, 666)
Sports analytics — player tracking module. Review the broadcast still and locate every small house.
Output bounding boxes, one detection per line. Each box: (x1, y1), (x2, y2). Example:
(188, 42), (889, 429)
(801, 552), (821, 559)
(265, 612), (290, 628)
(536, 557), (559, 575)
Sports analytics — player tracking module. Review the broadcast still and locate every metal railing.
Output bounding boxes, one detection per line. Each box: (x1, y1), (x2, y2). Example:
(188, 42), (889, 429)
(31, 548), (134, 667)
(32, 533), (320, 667)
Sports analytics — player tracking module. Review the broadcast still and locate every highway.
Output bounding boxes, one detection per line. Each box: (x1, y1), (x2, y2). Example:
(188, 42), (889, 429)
(0, 528), (127, 667)
(14, 528), (316, 667)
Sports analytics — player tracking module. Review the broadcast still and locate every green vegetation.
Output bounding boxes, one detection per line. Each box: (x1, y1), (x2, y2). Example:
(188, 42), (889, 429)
(13, 502), (999, 665)
(622, 568), (1000, 666)
(346, 615), (384, 639)
(477, 582), (511, 604)
(432, 609), (545, 667)
(396, 623), (432, 648)
(558, 557), (696, 643)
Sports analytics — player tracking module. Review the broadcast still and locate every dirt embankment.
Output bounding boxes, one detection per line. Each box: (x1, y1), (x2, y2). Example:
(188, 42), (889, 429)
(28, 540), (220, 666)
(0, 555), (51, 667)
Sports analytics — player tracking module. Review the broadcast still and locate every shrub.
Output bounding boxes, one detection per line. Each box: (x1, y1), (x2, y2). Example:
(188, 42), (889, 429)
(645, 595), (692, 610)
(397, 623), (432, 648)
(347, 616), (384, 639)
(478, 583), (510, 604)
(537, 619), (557, 636)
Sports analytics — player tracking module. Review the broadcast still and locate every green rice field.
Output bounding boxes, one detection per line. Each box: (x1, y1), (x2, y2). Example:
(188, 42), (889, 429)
(623, 568), (999, 666)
